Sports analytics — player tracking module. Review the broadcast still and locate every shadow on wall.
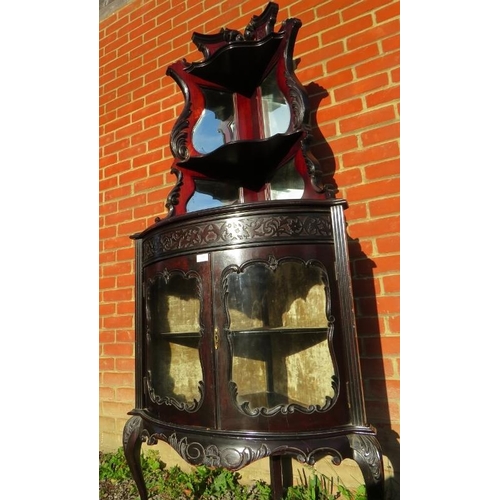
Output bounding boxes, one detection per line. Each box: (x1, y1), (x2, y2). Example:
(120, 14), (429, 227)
(305, 82), (400, 500)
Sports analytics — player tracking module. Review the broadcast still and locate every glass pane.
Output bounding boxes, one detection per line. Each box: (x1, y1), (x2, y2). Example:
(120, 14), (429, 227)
(260, 67), (291, 138)
(186, 179), (240, 212)
(192, 89), (236, 154)
(225, 260), (336, 413)
(146, 271), (203, 405)
(269, 159), (304, 200)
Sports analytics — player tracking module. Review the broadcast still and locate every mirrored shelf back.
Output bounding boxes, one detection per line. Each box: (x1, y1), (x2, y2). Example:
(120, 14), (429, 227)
(164, 1), (334, 218)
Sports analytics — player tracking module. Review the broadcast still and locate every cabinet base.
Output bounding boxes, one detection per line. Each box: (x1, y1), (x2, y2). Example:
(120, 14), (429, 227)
(123, 413), (384, 499)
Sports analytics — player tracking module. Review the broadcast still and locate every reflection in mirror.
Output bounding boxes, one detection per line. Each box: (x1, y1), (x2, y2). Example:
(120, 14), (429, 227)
(260, 66), (291, 138)
(146, 271), (203, 405)
(269, 159), (304, 200)
(225, 260), (336, 412)
(186, 179), (240, 212)
(193, 89), (236, 154)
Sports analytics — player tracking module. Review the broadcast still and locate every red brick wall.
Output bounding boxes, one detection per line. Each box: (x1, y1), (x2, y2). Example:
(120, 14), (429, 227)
(99, 0), (400, 467)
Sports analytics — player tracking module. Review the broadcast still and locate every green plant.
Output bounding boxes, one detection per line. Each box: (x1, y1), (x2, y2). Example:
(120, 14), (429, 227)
(284, 468), (367, 500)
(99, 449), (365, 500)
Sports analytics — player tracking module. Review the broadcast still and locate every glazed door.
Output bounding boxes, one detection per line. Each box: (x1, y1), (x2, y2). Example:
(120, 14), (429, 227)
(142, 253), (217, 427)
(212, 245), (349, 432)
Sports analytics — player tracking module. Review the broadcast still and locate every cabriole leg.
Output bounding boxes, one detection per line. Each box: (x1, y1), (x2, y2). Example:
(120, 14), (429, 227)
(123, 416), (148, 500)
(348, 434), (384, 500)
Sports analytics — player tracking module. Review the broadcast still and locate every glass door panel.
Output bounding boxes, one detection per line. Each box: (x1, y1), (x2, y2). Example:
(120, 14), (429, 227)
(224, 258), (337, 415)
(146, 270), (204, 410)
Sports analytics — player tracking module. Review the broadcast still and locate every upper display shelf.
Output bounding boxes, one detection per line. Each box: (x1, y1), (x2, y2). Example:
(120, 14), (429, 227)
(162, 2), (335, 219)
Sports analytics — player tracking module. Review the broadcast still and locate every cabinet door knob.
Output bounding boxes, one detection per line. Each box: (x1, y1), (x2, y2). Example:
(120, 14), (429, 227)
(214, 327), (219, 350)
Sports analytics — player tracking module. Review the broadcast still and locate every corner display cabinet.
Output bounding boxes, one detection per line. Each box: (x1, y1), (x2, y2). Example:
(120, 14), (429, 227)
(122, 3), (384, 499)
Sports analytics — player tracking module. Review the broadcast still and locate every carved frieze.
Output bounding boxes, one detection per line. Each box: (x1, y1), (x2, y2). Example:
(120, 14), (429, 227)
(142, 212), (333, 263)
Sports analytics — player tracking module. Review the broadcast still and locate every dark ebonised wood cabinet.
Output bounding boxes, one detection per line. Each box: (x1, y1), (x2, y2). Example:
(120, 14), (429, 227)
(123, 3), (384, 499)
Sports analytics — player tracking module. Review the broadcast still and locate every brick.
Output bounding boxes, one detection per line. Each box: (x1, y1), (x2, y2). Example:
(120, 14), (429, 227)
(382, 274), (400, 294)
(100, 386), (116, 401)
(346, 19), (399, 50)
(104, 160), (132, 179)
(99, 358), (115, 371)
(118, 193), (147, 210)
(321, 16), (373, 45)
(116, 387), (135, 402)
(103, 342), (134, 357)
(352, 277), (381, 298)
(100, 176), (118, 192)
(117, 77), (144, 97)
(102, 401), (134, 417)
(376, 234), (400, 254)
(360, 357), (395, 379)
(133, 79), (162, 100)
(358, 295), (399, 315)
(342, 0), (393, 22)
(117, 219), (148, 235)
(117, 301), (135, 315)
(103, 316), (134, 330)
(375, 2), (400, 23)
(382, 33), (399, 53)
(366, 85), (400, 107)
(349, 215), (400, 238)
(355, 50), (400, 79)
(104, 115), (131, 134)
(118, 143), (147, 161)
(334, 73), (389, 102)
(99, 331), (115, 343)
(116, 358), (135, 371)
(365, 158), (400, 179)
(102, 261), (131, 276)
(355, 254), (400, 276)
(99, 415), (116, 432)
(100, 226), (116, 240)
(99, 250), (116, 265)
(119, 165), (148, 185)
(344, 205), (369, 226)
(339, 105), (395, 134)
(133, 152), (164, 171)
(369, 196), (400, 217)
(116, 98), (146, 118)
(131, 127), (160, 146)
(388, 314), (400, 334)
(103, 138), (130, 156)
(341, 141), (400, 168)
(326, 44), (379, 74)
(116, 247), (136, 262)
(366, 379), (400, 400)
(363, 335), (400, 357)
(334, 166), (363, 187)
(104, 185), (132, 202)
(103, 235), (134, 251)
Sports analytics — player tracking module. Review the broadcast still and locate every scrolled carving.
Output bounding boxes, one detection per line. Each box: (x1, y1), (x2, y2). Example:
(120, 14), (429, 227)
(168, 433), (271, 469)
(142, 212), (333, 263)
(146, 372), (204, 412)
(166, 68), (192, 161)
(244, 1), (278, 40)
(348, 434), (383, 481)
(229, 381), (335, 417)
(272, 445), (344, 467)
(122, 416), (147, 448)
(164, 167), (183, 218)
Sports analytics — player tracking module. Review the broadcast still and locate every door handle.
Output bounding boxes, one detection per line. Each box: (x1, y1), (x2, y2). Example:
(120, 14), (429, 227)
(214, 327), (219, 350)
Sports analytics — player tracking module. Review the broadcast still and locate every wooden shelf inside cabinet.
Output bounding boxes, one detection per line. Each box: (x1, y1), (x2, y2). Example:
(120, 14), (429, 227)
(156, 333), (200, 347)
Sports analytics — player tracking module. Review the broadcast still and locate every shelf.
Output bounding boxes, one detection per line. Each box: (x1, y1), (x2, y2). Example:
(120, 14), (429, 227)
(179, 131), (304, 191)
(186, 35), (283, 97)
(155, 332), (200, 347)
